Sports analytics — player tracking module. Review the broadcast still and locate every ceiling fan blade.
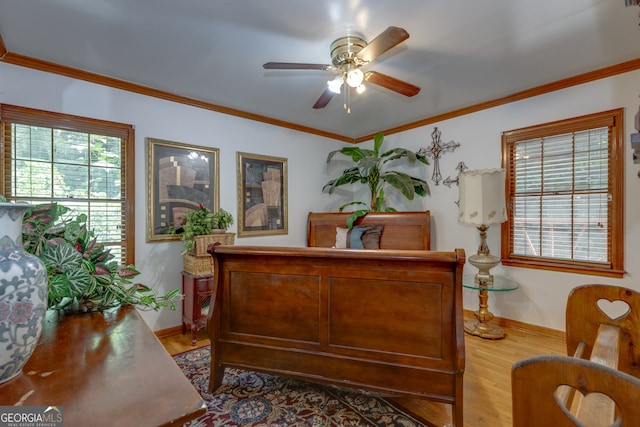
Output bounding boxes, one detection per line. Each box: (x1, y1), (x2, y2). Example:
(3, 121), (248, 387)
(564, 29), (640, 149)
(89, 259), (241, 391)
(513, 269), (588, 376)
(357, 26), (409, 63)
(263, 62), (332, 71)
(313, 88), (336, 109)
(364, 71), (420, 97)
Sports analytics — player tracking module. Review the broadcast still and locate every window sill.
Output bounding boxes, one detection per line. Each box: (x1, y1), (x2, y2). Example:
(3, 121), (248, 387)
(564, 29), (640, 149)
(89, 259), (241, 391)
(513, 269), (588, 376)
(502, 258), (626, 279)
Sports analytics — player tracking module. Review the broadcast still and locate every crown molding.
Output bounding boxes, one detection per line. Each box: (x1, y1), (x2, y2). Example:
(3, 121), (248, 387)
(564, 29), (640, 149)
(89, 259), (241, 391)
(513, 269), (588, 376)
(354, 57), (640, 143)
(0, 51), (353, 143)
(1, 39), (639, 145)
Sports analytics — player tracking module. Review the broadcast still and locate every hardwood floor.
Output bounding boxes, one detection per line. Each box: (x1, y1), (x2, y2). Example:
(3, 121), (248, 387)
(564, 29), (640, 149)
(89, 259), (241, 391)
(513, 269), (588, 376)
(160, 329), (210, 356)
(160, 323), (566, 427)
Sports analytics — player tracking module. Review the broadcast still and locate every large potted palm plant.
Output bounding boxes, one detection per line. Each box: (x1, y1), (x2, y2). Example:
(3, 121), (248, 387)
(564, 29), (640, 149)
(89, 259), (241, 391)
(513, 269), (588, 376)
(323, 132), (430, 227)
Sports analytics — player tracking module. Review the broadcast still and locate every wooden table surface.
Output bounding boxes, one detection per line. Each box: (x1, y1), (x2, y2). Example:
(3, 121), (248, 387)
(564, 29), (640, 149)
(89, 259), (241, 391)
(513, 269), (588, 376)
(0, 305), (206, 427)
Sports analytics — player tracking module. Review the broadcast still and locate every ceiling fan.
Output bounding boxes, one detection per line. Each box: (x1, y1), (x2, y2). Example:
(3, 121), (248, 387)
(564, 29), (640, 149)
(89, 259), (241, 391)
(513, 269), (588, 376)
(263, 26), (420, 113)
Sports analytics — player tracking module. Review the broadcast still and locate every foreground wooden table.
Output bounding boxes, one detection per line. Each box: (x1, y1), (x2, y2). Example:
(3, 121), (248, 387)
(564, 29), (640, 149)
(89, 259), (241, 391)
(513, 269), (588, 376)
(0, 305), (206, 427)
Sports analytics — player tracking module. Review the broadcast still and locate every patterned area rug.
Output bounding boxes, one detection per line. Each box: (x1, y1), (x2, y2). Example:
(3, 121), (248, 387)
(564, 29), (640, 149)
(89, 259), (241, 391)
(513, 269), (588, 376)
(173, 346), (429, 427)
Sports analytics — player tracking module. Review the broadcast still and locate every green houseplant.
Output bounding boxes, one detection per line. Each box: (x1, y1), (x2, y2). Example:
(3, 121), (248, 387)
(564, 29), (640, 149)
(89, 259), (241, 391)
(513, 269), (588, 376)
(323, 132), (430, 227)
(174, 204), (234, 255)
(1, 195), (182, 312)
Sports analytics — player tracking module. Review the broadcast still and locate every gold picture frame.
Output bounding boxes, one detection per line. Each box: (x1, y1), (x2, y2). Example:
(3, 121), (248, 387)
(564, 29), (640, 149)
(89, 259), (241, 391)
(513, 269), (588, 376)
(146, 137), (220, 242)
(236, 152), (288, 237)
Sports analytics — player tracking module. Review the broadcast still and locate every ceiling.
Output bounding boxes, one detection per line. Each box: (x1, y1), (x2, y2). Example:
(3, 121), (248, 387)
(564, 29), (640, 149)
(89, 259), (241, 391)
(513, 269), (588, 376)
(0, 0), (639, 142)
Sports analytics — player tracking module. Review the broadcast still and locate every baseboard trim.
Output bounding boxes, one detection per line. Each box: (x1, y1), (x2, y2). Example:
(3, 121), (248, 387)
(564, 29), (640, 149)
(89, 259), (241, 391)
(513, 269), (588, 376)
(155, 325), (183, 339)
(463, 309), (565, 340)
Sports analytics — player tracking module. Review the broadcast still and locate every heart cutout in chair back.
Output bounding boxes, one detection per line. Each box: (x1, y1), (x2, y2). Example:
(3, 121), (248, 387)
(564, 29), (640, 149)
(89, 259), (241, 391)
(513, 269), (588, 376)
(596, 298), (631, 321)
(554, 386), (619, 427)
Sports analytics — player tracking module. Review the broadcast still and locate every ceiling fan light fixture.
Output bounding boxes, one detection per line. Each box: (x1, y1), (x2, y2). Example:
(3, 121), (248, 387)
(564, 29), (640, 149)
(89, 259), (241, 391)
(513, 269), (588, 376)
(327, 76), (343, 94)
(264, 27), (419, 111)
(346, 69), (364, 88)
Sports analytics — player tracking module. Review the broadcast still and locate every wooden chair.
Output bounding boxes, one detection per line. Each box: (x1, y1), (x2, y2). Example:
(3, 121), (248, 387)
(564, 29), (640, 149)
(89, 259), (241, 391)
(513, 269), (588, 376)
(512, 354), (640, 427)
(565, 284), (640, 377)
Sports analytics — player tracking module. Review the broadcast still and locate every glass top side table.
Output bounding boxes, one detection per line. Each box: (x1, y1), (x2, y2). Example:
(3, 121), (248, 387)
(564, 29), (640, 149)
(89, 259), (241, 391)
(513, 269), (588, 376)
(463, 274), (519, 339)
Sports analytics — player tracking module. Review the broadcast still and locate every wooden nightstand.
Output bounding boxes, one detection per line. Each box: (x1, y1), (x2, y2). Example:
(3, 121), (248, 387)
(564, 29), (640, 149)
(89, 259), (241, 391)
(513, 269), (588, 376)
(181, 271), (214, 346)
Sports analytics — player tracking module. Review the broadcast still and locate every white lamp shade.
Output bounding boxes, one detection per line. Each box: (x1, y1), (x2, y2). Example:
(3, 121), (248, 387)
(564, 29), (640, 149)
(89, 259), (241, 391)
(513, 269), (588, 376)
(458, 168), (507, 226)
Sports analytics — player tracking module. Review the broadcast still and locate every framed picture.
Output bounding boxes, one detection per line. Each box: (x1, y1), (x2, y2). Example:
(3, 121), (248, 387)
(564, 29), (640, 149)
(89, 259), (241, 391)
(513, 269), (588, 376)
(236, 152), (288, 237)
(146, 137), (220, 242)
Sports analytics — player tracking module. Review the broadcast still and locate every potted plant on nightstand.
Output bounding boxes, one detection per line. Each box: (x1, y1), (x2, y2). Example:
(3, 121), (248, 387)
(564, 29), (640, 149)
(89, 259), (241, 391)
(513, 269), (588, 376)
(176, 204), (235, 256)
(171, 204), (235, 277)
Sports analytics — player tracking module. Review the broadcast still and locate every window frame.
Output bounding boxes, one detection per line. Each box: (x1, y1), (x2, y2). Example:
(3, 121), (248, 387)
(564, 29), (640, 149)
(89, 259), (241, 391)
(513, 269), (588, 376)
(501, 108), (624, 278)
(0, 104), (135, 265)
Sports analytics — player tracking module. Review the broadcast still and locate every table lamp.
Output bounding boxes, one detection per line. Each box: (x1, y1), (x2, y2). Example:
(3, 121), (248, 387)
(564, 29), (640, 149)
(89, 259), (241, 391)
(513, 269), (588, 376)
(458, 168), (507, 286)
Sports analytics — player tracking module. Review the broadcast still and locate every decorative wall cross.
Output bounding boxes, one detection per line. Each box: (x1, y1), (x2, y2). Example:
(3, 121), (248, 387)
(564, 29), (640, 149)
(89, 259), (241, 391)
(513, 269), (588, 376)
(443, 161), (469, 188)
(421, 127), (460, 185)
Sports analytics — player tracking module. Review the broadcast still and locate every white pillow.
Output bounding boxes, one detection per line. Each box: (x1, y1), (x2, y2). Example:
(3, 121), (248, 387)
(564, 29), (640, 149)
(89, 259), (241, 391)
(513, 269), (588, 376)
(335, 227), (349, 248)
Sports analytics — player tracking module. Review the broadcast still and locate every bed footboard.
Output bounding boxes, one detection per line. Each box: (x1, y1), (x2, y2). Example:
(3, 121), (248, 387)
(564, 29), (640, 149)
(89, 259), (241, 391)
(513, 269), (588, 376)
(206, 245), (466, 426)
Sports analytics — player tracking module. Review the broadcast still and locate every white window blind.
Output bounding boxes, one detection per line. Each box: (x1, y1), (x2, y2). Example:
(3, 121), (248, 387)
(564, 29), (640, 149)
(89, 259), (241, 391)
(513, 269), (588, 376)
(502, 109), (624, 278)
(1, 104), (134, 266)
(512, 128), (609, 264)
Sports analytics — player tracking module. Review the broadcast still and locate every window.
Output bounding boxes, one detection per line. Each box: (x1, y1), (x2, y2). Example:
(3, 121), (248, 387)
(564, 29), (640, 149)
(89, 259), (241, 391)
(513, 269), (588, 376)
(501, 109), (624, 278)
(0, 104), (135, 265)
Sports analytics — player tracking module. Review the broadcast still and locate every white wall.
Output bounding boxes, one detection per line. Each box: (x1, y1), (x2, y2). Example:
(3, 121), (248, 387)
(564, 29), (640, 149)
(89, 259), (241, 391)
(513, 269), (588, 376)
(388, 69), (640, 332)
(2, 61), (639, 332)
(0, 62), (343, 330)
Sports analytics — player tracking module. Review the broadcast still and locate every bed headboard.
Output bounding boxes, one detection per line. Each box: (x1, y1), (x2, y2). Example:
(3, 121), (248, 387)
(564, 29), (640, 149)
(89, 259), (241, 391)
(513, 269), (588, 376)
(306, 211), (431, 250)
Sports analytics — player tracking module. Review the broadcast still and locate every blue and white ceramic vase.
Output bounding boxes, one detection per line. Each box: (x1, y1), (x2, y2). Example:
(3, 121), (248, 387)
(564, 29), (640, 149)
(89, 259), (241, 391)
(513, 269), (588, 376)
(0, 203), (48, 384)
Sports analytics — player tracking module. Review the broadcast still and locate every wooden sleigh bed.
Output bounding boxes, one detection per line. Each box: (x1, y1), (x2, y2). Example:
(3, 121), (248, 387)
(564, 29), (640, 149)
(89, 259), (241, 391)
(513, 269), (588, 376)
(206, 211), (466, 426)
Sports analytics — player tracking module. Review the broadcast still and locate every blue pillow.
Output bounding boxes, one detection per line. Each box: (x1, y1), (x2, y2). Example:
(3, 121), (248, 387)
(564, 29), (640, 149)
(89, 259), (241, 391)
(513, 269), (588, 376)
(348, 226), (369, 249)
